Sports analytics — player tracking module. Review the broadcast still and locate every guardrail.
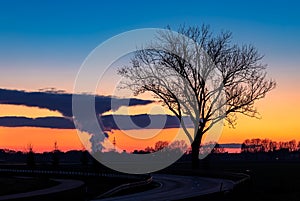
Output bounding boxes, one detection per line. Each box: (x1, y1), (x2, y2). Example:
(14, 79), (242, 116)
(218, 172), (251, 196)
(233, 172), (251, 186)
(96, 176), (153, 199)
(219, 172), (251, 193)
(0, 168), (148, 181)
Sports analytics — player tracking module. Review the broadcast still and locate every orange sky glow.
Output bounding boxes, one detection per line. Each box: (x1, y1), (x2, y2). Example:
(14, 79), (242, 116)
(0, 75), (300, 153)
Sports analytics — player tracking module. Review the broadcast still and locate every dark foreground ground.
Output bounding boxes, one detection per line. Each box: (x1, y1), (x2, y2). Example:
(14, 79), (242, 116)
(163, 160), (300, 201)
(0, 176), (58, 196)
(223, 161), (300, 201)
(0, 164), (154, 201)
(1, 160), (300, 201)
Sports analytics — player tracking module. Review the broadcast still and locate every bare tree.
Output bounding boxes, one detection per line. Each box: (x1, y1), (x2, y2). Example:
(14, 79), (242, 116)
(118, 25), (276, 168)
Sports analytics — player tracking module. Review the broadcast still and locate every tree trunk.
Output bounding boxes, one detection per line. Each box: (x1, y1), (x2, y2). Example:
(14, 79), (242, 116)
(191, 129), (203, 169)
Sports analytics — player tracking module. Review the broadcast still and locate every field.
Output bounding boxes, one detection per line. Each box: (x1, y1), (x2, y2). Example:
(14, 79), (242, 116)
(170, 161), (300, 201)
(0, 176), (58, 196)
(220, 161), (300, 201)
(1, 160), (300, 200)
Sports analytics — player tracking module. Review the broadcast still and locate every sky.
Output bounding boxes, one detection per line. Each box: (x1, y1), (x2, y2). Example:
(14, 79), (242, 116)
(0, 0), (300, 152)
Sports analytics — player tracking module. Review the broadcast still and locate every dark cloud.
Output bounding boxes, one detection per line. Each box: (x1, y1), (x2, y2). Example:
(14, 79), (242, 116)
(0, 115), (193, 130)
(0, 116), (75, 129)
(0, 88), (152, 117)
(101, 114), (194, 130)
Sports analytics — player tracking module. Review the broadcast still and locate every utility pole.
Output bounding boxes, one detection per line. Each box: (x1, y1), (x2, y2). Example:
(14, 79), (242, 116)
(113, 137), (116, 151)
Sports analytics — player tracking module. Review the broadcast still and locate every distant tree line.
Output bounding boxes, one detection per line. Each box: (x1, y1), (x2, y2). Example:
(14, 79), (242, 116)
(241, 138), (300, 153)
(2, 138), (300, 168)
(135, 138), (300, 155)
(133, 140), (188, 154)
(133, 140), (225, 155)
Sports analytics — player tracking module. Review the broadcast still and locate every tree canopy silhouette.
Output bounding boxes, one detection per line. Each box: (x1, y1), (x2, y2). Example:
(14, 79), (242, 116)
(118, 25), (276, 168)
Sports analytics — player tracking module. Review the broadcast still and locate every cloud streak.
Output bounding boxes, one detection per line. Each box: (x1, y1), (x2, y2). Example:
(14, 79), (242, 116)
(0, 115), (193, 130)
(0, 88), (152, 117)
(0, 116), (75, 129)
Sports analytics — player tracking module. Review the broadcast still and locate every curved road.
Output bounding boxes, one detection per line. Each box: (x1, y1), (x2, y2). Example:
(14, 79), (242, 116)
(95, 174), (235, 201)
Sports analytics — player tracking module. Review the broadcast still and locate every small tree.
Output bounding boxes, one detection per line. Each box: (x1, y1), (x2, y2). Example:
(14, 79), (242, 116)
(118, 25), (276, 168)
(144, 146), (155, 153)
(297, 141), (300, 151)
(154, 141), (169, 151)
(212, 143), (225, 154)
(168, 140), (188, 154)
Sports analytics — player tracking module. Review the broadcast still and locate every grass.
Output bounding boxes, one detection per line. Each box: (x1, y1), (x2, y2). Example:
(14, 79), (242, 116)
(206, 161), (300, 201)
(0, 164), (154, 200)
(159, 160), (300, 201)
(0, 176), (59, 196)
(0, 174), (148, 200)
(224, 161), (300, 201)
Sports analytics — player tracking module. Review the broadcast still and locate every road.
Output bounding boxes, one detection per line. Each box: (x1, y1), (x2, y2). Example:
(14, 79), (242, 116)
(95, 174), (235, 201)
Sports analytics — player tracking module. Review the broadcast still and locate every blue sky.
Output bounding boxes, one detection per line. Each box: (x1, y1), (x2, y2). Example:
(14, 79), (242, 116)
(0, 0), (299, 91)
(1, 0), (300, 150)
